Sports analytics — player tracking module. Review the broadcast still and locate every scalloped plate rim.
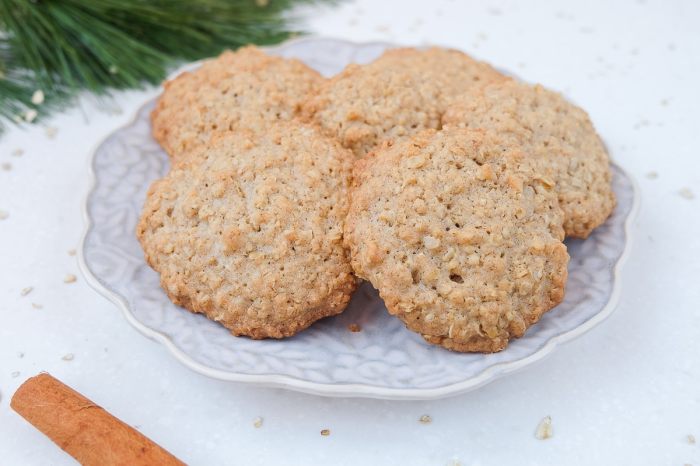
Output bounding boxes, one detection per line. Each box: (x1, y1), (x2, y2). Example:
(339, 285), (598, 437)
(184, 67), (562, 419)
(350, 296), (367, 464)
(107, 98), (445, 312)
(78, 36), (641, 400)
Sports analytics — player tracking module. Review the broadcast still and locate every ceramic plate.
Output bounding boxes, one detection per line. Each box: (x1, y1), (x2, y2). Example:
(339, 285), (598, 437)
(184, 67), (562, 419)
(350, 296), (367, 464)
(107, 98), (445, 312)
(79, 37), (639, 400)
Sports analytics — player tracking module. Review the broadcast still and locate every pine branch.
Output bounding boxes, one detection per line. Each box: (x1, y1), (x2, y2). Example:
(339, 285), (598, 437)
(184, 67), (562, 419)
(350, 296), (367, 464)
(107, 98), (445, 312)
(0, 0), (334, 132)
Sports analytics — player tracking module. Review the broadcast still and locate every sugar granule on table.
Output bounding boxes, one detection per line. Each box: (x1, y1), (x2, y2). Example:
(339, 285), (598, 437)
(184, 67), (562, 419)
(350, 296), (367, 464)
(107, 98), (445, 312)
(62, 353), (74, 361)
(1, 162), (11, 171)
(646, 171), (658, 179)
(31, 303), (43, 310)
(64, 273), (77, 284)
(20, 286), (33, 296)
(688, 434), (696, 444)
(68, 249), (76, 256)
(11, 371), (20, 378)
(535, 416), (553, 440)
(0, 209), (9, 220)
(679, 187), (694, 199)
(31, 90), (45, 105)
(419, 415), (432, 424)
(11, 148), (23, 157)
(253, 417), (263, 428)
(24, 109), (38, 123)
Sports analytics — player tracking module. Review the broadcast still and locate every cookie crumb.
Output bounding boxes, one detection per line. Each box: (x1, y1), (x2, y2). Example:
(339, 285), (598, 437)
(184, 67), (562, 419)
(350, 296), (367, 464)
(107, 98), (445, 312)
(31, 303), (43, 310)
(31, 90), (45, 105)
(0, 210), (9, 220)
(688, 434), (696, 444)
(253, 417), (263, 428)
(62, 353), (74, 361)
(1, 162), (11, 171)
(64, 274), (77, 284)
(20, 286), (33, 297)
(419, 414), (432, 424)
(535, 416), (553, 440)
(68, 248), (76, 256)
(646, 171), (658, 179)
(348, 323), (362, 332)
(11, 371), (20, 378)
(679, 188), (694, 200)
(320, 429), (330, 436)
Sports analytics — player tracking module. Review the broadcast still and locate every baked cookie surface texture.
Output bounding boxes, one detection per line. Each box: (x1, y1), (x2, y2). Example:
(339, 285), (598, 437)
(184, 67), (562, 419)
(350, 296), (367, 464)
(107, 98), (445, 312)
(443, 80), (616, 238)
(138, 123), (356, 339)
(304, 47), (506, 158)
(344, 128), (569, 352)
(152, 46), (323, 159)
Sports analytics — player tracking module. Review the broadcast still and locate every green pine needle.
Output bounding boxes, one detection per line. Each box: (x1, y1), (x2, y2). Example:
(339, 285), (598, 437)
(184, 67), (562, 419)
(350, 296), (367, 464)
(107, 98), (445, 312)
(0, 0), (335, 132)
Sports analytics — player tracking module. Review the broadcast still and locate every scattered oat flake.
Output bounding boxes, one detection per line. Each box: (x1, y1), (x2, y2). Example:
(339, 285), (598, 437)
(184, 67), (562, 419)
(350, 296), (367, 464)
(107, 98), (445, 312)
(68, 248), (76, 256)
(348, 323), (361, 333)
(11, 371), (20, 378)
(12, 148), (24, 157)
(688, 434), (696, 444)
(45, 126), (58, 138)
(0, 210), (8, 220)
(419, 415), (432, 424)
(535, 416), (553, 440)
(24, 109), (38, 123)
(320, 429), (330, 436)
(31, 90), (45, 105)
(646, 171), (658, 179)
(62, 353), (74, 361)
(32, 303), (43, 309)
(1, 162), (11, 171)
(64, 274), (77, 284)
(253, 417), (263, 428)
(679, 188), (694, 199)
(20, 287), (33, 296)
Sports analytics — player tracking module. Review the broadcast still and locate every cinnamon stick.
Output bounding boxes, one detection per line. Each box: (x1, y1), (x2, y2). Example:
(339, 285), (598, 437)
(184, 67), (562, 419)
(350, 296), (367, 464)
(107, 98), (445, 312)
(11, 373), (184, 466)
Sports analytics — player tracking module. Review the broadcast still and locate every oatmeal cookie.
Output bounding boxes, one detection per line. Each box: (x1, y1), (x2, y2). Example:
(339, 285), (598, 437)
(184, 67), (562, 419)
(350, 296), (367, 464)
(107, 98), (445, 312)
(304, 47), (505, 158)
(344, 128), (569, 352)
(151, 46), (323, 158)
(442, 80), (615, 238)
(137, 123), (356, 338)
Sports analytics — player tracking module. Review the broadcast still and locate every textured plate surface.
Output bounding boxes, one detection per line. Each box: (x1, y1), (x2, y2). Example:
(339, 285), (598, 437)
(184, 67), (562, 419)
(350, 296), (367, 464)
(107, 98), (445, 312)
(79, 37), (638, 400)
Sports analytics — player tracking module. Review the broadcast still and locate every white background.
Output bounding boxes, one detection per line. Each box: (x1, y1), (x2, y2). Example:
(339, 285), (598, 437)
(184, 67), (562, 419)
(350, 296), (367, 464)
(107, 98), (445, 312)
(1, 0), (699, 464)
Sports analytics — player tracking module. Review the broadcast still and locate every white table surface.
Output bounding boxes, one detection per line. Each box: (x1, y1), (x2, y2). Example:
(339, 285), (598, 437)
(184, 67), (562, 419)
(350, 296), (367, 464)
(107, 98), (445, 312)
(1, 0), (699, 464)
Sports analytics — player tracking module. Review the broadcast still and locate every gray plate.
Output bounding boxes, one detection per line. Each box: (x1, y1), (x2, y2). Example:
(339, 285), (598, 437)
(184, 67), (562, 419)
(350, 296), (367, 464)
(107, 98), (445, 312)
(79, 37), (639, 400)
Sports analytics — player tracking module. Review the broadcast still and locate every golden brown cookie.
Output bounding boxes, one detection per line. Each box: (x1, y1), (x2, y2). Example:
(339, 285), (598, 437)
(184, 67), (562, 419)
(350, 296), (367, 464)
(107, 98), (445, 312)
(344, 128), (569, 352)
(304, 47), (506, 158)
(137, 122), (356, 339)
(442, 80), (616, 238)
(151, 46), (323, 158)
